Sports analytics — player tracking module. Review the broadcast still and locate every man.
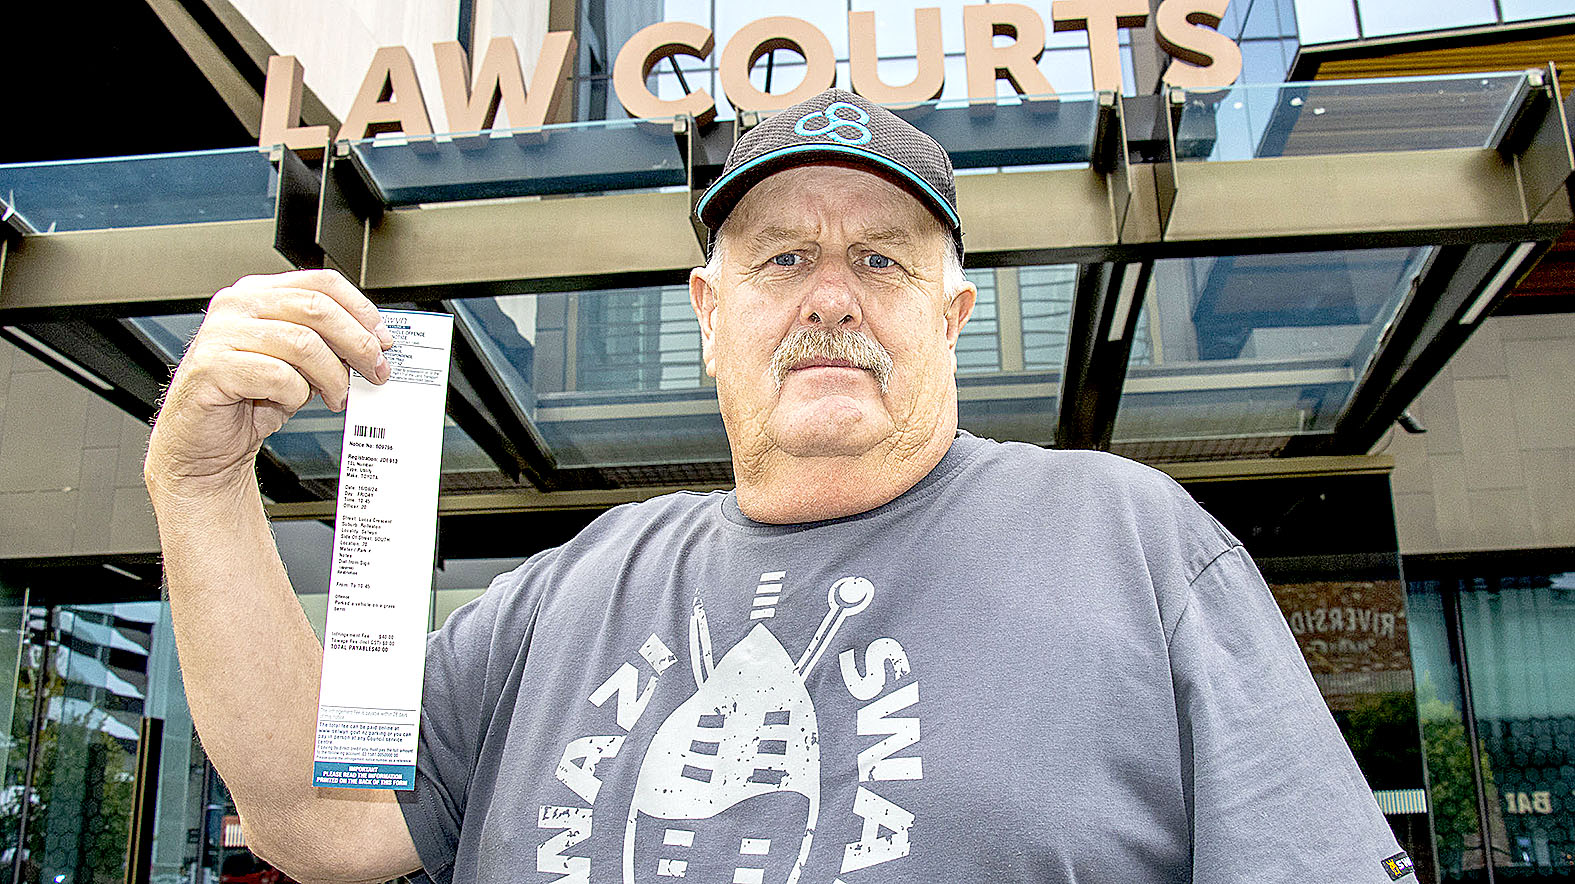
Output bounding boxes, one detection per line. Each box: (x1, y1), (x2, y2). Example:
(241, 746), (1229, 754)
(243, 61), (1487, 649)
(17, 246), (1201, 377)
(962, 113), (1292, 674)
(145, 89), (1411, 883)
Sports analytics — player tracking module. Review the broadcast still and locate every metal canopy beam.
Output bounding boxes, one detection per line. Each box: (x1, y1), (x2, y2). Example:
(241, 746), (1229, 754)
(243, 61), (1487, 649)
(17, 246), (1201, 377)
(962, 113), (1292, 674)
(1163, 147), (1542, 243)
(2, 148), (1568, 318)
(1517, 67), (1575, 220)
(1054, 261), (1153, 450)
(0, 219), (290, 320)
(361, 189), (705, 299)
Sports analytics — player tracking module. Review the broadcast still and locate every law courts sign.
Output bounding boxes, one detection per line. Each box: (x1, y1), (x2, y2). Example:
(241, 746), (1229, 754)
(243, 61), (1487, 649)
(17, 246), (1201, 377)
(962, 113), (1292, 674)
(260, 2), (1243, 150)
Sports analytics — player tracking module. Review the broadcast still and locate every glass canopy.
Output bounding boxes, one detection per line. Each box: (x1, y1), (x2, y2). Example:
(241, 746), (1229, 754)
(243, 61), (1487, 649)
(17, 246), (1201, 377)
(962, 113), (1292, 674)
(1114, 246), (1428, 444)
(347, 117), (688, 205)
(1180, 72), (1532, 162)
(0, 147), (276, 233)
(0, 71), (1560, 498)
(892, 91), (1101, 169)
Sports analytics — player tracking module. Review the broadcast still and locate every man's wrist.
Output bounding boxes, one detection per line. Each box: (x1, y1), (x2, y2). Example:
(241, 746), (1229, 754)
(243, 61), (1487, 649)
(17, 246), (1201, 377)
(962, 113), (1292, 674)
(144, 455), (262, 516)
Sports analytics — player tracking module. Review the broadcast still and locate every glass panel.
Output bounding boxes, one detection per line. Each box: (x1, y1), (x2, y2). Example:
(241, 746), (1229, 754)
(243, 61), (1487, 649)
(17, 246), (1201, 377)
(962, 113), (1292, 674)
(3, 603), (166, 884)
(1242, 0), (1294, 39)
(1459, 568), (1575, 877)
(0, 578), (26, 777)
(0, 583), (298, 884)
(454, 288), (726, 468)
(0, 148), (275, 233)
(1356, 0), (1497, 37)
(1501, 0), (1575, 21)
(125, 314), (506, 486)
(144, 605), (201, 884)
(347, 89), (1101, 203)
(347, 117), (687, 205)
(892, 91), (1100, 169)
(1405, 579), (1490, 880)
(1020, 265), (1077, 370)
(1238, 35), (1294, 95)
(432, 557), (531, 630)
(1178, 72), (1530, 162)
(957, 264), (1075, 446)
(956, 269), (1000, 375)
(1113, 247), (1427, 443)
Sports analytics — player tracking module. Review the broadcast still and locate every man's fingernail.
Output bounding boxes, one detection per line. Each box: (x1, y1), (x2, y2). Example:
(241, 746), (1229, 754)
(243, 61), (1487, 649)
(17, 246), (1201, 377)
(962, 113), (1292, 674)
(375, 353), (390, 381)
(375, 321), (393, 347)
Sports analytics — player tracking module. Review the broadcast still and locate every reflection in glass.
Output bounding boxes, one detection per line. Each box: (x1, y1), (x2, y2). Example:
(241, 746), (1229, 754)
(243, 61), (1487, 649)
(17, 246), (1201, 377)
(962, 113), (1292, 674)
(0, 603), (201, 884)
(455, 286), (727, 467)
(0, 579), (25, 780)
(1020, 266), (1076, 370)
(957, 269), (1000, 375)
(1459, 570), (1575, 875)
(1114, 247), (1426, 444)
(1180, 73), (1528, 164)
(1406, 582), (1489, 880)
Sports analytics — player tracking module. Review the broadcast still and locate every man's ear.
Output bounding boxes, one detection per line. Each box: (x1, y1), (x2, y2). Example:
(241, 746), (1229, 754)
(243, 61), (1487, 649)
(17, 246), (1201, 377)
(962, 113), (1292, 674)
(690, 267), (719, 378)
(945, 281), (978, 352)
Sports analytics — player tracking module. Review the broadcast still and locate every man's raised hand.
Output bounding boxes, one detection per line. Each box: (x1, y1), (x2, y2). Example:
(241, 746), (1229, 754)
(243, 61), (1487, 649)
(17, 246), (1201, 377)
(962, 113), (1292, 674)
(145, 268), (393, 496)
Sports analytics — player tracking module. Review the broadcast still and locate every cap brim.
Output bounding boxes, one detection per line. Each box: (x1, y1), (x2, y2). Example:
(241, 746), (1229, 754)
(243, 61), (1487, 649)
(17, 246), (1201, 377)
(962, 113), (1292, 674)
(694, 142), (962, 234)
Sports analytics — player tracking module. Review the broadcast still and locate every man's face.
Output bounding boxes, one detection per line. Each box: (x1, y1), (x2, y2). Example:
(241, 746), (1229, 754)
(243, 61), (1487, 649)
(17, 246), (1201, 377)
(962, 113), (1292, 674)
(690, 164), (976, 465)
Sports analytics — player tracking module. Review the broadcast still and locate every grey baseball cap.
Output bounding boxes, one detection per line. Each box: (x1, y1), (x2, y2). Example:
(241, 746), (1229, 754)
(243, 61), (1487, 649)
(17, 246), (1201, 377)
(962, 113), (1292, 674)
(693, 88), (963, 258)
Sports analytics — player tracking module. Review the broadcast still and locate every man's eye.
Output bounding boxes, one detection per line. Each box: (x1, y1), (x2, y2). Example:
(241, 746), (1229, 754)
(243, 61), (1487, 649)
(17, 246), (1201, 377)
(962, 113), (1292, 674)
(865, 254), (896, 270)
(770, 253), (802, 267)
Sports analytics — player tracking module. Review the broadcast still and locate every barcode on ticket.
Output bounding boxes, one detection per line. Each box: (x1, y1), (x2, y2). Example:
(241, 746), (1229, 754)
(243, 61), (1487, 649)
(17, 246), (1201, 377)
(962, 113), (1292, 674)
(353, 424), (387, 439)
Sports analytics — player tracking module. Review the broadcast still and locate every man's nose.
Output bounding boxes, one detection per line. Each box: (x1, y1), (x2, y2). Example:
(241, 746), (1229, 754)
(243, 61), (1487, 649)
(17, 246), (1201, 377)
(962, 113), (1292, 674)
(799, 262), (863, 328)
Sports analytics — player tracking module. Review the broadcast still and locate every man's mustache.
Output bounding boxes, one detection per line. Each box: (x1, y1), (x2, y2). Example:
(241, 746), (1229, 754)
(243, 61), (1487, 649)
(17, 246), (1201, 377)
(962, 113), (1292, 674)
(769, 327), (893, 392)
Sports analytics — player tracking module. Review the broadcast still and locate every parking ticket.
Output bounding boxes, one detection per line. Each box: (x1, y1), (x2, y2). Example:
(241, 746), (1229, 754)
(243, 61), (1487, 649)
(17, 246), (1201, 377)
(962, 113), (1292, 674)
(313, 309), (453, 789)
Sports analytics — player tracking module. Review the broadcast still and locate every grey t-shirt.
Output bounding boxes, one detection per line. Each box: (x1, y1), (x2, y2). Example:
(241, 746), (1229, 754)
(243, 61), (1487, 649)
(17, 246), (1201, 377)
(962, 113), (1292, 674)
(396, 433), (1410, 883)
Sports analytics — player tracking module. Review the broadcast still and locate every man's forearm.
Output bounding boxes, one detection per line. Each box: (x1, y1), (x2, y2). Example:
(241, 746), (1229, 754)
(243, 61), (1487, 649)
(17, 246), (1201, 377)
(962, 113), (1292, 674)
(148, 469), (326, 815)
(150, 468), (418, 883)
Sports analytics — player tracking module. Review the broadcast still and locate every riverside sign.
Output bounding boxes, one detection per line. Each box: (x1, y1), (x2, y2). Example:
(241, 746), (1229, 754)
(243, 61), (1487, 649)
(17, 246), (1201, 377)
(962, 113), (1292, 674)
(260, 2), (1243, 150)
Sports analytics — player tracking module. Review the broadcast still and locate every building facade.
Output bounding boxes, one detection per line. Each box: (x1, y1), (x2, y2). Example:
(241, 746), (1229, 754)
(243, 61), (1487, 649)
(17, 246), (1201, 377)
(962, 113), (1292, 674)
(0, 1), (1573, 883)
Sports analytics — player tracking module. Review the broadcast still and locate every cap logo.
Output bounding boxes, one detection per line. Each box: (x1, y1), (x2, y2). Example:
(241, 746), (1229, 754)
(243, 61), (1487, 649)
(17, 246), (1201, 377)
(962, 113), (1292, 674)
(793, 101), (872, 146)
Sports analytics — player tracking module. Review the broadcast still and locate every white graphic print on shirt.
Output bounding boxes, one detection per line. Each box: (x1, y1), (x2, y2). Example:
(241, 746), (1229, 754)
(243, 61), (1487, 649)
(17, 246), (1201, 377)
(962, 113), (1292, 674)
(537, 572), (923, 884)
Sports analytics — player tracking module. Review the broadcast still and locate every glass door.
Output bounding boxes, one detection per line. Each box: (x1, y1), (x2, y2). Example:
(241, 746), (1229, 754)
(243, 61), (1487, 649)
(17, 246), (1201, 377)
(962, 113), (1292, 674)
(1458, 570), (1575, 877)
(0, 601), (204, 884)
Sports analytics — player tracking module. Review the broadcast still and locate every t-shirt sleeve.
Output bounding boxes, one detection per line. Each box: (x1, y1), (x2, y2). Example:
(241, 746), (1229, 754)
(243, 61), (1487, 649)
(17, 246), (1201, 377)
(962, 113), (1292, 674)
(1170, 544), (1410, 883)
(395, 560), (540, 884)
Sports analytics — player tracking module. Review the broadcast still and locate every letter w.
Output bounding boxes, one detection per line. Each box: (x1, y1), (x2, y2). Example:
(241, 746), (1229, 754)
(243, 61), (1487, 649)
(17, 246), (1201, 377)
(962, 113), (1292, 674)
(537, 805), (591, 883)
(857, 682), (922, 781)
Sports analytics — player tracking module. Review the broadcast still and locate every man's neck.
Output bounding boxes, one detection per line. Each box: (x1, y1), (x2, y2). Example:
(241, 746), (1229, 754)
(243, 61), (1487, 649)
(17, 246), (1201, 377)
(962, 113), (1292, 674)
(732, 422), (958, 524)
